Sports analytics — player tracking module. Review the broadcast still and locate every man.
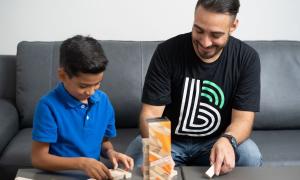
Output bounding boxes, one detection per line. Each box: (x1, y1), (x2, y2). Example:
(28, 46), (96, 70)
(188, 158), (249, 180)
(126, 0), (262, 176)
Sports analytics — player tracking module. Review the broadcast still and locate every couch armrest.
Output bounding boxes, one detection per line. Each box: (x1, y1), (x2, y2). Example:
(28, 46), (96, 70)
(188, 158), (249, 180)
(0, 99), (19, 155)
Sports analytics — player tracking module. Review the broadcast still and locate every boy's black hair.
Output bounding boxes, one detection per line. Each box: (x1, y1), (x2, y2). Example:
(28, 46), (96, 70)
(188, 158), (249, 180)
(196, 0), (240, 17)
(60, 35), (108, 77)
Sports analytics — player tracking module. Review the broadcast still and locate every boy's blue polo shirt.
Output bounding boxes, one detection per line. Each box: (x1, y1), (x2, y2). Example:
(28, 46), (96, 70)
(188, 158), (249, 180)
(32, 83), (116, 160)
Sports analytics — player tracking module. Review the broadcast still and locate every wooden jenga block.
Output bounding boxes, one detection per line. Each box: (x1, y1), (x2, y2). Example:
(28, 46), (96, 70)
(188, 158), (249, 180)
(15, 177), (33, 180)
(109, 168), (132, 180)
(88, 168), (131, 180)
(205, 164), (215, 178)
(142, 138), (150, 180)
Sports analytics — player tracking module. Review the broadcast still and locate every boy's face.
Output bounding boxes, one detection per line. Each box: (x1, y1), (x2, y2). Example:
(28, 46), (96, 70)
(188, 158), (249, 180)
(58, 68), (103, 103)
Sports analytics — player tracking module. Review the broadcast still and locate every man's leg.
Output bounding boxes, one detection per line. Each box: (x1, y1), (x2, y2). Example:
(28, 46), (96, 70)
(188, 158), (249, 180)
(188, 137), (262, 166)
(236, 138), (263, 166)
(171, 139), (190, 166)
(188, 138), (217, 166)
(126, 135), (190, 167)
(125, 135), (143, 167)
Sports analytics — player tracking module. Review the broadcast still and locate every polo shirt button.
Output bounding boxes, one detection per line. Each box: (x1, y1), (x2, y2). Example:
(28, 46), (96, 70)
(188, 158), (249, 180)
(86, 116), (89, 120)
(81, 104), (85, 109)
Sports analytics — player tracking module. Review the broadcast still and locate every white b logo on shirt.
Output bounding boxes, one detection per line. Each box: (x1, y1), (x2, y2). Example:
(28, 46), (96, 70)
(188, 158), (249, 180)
(175, 77), (224, 137)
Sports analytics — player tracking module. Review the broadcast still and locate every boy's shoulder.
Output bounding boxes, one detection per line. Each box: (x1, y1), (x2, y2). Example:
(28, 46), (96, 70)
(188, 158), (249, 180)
(90, 89), (111, 104)
(37, 85), (61, 106)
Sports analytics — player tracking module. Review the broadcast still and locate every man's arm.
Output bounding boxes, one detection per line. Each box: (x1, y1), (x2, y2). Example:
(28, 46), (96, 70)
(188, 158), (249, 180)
(210, 109), (255, 175)
(139, 103), (166, 138)
(31, 141), (111, 179)
(224, 109), (254, 143)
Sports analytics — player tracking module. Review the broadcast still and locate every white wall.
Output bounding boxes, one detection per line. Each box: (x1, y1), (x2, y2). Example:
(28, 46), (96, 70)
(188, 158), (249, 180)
(0, 0), (299, 55)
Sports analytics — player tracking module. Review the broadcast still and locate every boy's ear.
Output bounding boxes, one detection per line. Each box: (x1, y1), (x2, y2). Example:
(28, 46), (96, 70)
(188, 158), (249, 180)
(58, 68), (67, 81)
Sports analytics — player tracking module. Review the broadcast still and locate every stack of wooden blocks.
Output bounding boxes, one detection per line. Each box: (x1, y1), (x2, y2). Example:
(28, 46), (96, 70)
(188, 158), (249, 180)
(143, 117), (176, 180)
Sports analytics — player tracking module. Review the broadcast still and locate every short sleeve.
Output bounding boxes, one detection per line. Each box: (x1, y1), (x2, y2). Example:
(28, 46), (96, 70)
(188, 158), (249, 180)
(104, 98), (117, 138)
(233, 51), (261, 112)
(32, 100), (58, 143)
(142, 45), (172, 105)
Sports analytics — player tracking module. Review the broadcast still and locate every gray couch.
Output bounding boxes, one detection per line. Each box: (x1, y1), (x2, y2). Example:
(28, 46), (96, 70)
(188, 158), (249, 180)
(0, 40), (300, 179)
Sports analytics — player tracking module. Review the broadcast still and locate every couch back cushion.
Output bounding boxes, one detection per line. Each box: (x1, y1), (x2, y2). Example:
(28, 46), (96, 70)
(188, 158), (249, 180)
(246, 41), (300, 129)
(16, 41), (159, 128)
(16, 41), (60, 128)
(16, 40), (300, 130)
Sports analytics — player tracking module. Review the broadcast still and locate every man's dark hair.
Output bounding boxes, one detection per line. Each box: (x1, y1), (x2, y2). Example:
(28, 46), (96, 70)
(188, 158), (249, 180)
(60, 35), (108, 77)
(196, 0), (240, 17)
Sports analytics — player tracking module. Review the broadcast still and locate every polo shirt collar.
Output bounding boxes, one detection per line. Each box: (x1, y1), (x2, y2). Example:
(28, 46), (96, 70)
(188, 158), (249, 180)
(56, 83), (101, 108)
(89, 90), (101, 104)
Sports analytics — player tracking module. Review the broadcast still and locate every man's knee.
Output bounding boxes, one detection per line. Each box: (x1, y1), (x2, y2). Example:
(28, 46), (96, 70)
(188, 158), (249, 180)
(125, 135), (143, 167)
(236, 139), (263, 167)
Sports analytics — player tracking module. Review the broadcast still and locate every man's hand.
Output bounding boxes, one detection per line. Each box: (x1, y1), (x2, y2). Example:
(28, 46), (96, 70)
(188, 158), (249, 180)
(80, 157), (112, 180)
(210, 137), (236, 176)
(107, 149), (134, 171)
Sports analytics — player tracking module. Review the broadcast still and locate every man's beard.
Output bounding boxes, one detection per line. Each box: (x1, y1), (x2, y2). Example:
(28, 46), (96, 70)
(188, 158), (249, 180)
(198, 45), (223, 60)
(192, 37), (228, 61)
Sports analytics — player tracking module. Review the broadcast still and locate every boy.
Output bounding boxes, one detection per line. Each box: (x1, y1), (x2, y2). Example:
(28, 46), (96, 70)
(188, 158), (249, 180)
(31, 35), (134, 180)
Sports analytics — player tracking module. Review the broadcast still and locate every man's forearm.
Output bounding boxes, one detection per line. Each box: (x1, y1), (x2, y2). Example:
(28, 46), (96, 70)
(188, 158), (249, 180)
(224, 109), (255, 144)
(139, 113), (150, 138)
(225, 123), (252, 144)
(139, 104), (166, 138)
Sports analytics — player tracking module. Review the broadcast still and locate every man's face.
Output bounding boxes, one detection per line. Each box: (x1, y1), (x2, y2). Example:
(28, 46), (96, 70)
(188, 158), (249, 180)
(59, 69), (103, 103)
(192, 6), (238, 62)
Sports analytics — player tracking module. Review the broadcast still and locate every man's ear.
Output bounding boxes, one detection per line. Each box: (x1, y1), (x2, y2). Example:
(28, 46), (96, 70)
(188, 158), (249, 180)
(58, 68), (67, 81)
(229, 18), (239, 34)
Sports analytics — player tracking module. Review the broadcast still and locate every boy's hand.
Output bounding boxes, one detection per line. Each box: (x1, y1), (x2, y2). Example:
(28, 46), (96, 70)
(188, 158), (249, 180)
(107, 149), (134, 171)
(80, 157), (112, 180)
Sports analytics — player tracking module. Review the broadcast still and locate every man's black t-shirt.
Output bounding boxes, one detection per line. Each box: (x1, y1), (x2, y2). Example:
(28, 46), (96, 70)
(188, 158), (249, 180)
(142, 32), (260, 140)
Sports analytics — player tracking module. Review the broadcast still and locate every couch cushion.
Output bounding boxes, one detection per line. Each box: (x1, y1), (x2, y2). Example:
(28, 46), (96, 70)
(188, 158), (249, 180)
(0, 99), (19, 154)
(246, 41), (300, 130)
(0, 55), (16, 101)
(251, 130), (300, 166)
(110, 128), (139, 153)
(0, 128), (32, 180)
(0, 128), (32, 167)
(141, 41), (160, 85)
(0, 128), (138, 167)
(100, 41), (142, 128)
(16, 42), (61, 128)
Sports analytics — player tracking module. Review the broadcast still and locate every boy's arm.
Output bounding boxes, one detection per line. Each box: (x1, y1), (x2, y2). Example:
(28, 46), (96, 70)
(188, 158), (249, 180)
(31, 141), (112, 179)
(101, 137), (114, 158)
(102, 138), (134, 170)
